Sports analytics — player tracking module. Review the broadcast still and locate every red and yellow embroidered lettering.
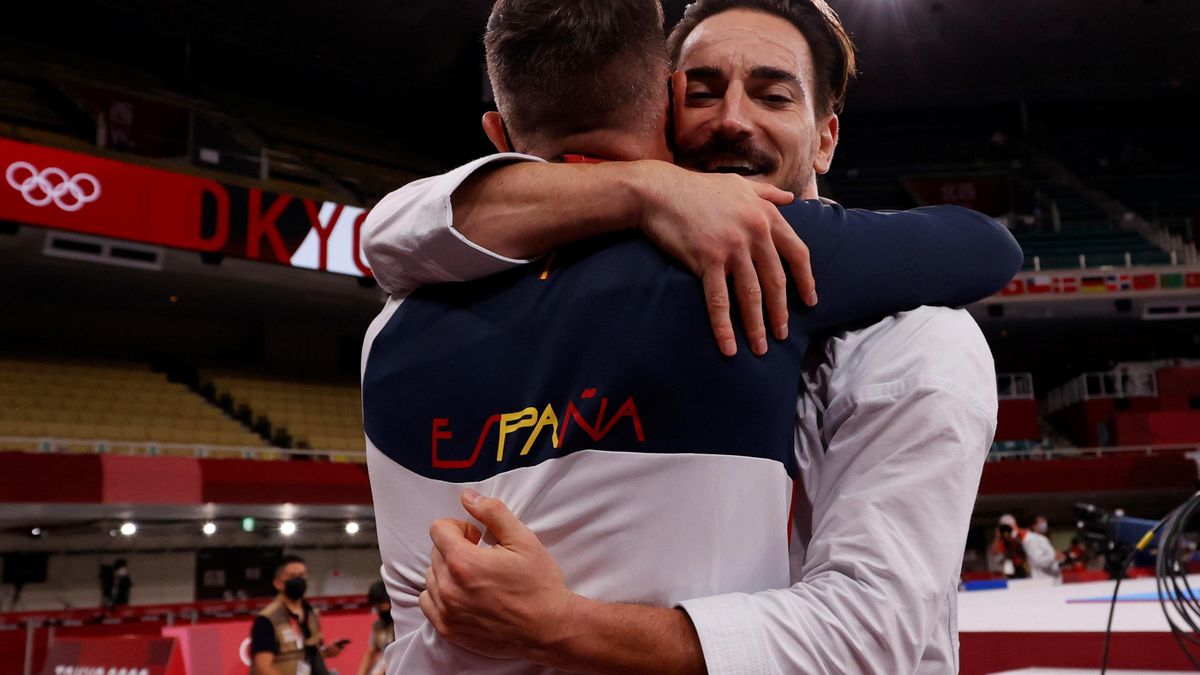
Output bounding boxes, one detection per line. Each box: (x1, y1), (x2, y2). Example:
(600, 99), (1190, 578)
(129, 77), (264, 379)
(430, 389), (643, 470)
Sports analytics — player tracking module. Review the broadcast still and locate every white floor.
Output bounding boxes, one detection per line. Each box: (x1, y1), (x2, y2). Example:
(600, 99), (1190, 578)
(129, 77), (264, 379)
(959, 575), (1196, 633)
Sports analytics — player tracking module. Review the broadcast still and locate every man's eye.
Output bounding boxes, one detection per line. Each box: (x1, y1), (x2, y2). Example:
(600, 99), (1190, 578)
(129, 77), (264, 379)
(686, 91), (717, 100)
(763, 95), (792, 104)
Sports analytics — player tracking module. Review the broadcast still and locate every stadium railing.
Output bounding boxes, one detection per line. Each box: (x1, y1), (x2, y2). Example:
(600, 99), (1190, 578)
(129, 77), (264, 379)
(0, 436), (362, 462)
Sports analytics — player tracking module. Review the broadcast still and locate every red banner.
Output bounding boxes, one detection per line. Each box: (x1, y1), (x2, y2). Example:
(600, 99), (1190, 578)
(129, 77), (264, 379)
(0, 139), (372, 277)
(41, 636), (186, 675)
(162, 613), (370, 675)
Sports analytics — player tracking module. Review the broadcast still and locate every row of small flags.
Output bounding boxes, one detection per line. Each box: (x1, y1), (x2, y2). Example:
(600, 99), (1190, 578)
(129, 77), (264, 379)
(1001, 272), (1200, 296)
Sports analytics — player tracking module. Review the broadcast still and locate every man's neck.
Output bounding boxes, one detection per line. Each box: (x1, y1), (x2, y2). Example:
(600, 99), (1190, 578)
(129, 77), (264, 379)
(797, 174), (820, 201)
(534, 129), (670, 163)
(281, 595), (302, 615)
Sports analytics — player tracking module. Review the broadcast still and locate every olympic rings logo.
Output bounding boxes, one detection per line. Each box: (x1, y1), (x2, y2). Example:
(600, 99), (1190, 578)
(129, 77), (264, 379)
(5, 161), (102, 212)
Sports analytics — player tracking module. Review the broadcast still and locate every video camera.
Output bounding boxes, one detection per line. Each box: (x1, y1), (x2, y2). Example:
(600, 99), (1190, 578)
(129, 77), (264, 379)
(1075, 502), (1160, 578)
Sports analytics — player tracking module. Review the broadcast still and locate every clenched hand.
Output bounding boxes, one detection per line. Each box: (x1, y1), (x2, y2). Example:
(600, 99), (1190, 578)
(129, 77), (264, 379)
(420, 489), (578, 663)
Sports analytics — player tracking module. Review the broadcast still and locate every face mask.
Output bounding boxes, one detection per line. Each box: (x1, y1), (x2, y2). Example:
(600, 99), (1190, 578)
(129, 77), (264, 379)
(283, 577), (307, 601)
(378, 608), (393, 624)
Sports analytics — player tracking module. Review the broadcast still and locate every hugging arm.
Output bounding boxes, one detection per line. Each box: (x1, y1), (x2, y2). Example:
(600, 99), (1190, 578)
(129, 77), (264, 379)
(360, 156), (809, 356)
(784, 201), (1023, 335)
(359, 154), (542, 295)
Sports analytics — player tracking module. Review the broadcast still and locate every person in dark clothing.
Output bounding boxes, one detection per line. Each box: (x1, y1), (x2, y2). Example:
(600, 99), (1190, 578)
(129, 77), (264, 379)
(997, 524), (1031, 579)
(249, 554), (342, 675)
(100, 558), (132, 608)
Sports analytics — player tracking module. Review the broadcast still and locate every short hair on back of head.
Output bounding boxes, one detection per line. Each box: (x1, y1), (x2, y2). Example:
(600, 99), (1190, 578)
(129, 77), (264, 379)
(275, 553), (305, 578)
(667, 0), (857, 116)
(485, 0), (669, 145)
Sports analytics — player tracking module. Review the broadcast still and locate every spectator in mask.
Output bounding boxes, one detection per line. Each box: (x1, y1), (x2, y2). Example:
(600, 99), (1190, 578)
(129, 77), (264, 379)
(250, 554), (342, 675)
(1022, 515), (1060, 579)
(1032, 515), (1049, 535)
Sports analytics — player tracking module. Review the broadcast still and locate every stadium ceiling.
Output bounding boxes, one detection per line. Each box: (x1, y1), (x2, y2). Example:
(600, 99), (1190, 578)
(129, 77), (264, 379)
(4, 0), (1197, 164)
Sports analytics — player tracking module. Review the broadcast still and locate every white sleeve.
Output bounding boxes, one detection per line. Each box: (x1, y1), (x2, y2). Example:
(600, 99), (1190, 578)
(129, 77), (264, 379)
(360, 153), (545, 295)
(679, 309), (997, 674)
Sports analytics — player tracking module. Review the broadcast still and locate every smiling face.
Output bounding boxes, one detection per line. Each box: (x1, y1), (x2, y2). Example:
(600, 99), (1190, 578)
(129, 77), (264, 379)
(673, 9), (839, 196)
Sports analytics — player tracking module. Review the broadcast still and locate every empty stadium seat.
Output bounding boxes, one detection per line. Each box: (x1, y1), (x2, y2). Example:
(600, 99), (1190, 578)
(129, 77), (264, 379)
(0, 357), (268, 453)
(1015, 228), (1171, 270)
(202, 370), (363, 459)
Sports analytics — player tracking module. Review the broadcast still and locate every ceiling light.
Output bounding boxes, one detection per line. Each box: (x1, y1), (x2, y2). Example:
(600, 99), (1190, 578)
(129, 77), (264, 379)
(345, 521), (360, 535)
(280, 521), (297, 536)
(202, 522), (217, 536)
(119, 522), (137, 536)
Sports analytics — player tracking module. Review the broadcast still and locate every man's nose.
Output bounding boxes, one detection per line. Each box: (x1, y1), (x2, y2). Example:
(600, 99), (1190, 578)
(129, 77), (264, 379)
(715, 86), (752, 138)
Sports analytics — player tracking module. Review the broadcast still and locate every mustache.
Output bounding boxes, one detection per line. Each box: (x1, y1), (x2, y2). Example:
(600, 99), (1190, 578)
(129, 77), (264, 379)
(675, 135), (777, 172)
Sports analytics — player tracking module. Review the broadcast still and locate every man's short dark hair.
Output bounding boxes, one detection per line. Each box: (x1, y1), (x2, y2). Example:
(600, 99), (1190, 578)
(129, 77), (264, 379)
(485, 0), (669, 145)
(275, 554), (305, 578)
(667, 0), (857, 116)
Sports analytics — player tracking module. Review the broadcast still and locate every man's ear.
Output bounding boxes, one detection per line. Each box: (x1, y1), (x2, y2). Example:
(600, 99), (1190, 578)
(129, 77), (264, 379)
(813, 113), (839, 175)
(482, 111), (512, 153)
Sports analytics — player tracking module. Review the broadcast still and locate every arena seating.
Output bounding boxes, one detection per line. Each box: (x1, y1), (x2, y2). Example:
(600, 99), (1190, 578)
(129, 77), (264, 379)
(824, 111), (1187, 274)
(1047, 362), (1200, 447)
(0, 357), (267, 453)
(1030, 101), (1199, 245)
(1015, 227), (1172, 270)
(201, 370), (363, 458)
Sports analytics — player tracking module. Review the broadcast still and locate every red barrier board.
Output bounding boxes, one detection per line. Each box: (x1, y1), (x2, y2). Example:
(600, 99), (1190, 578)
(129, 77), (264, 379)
(0, 452), (103, 503)
(0, 138), (372, 277)
(163, 612), (369, 675)
(0, 452), (371, 506)
(1157, 367), (1200, 398)
(995, 398), (1039, 441)
(101, 455), (202, 504)
(198, 457), (371, 505)
(960, 631), (1196, 675)
(979, 453), (1197, 495)
(1115, 410), (1200, 445)
(40, 636), (185, 675)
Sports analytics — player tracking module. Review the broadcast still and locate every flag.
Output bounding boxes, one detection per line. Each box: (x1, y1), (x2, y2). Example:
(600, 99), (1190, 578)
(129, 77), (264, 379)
(1080, 276), (1107, 293)
(1000, 279), (1025, 296)
(1027, 275), (1054, 293)
(1132, 274), (1157, 290)
(1106, 274), (1131, 292)
(1162, 273), (1185, 289)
